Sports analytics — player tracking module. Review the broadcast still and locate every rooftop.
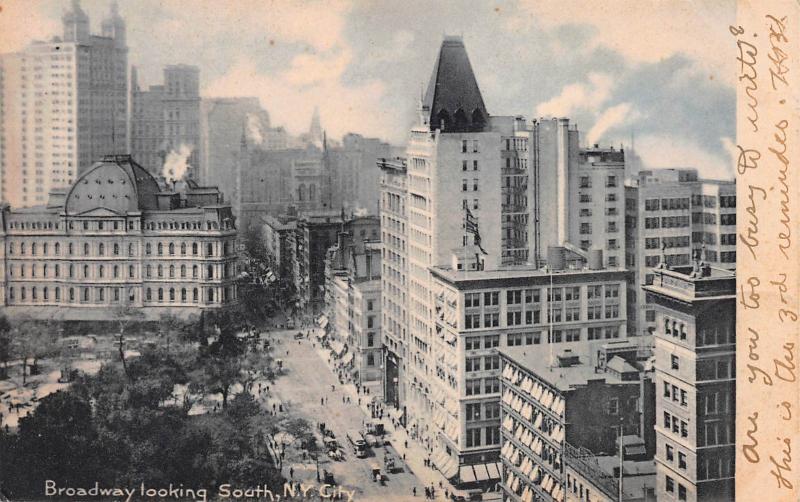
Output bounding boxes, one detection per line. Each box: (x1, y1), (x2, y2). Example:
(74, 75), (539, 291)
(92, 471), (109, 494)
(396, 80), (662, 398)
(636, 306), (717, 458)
(501, 347), (634, 392)
(423, 36), (488, 133)
(431, 263), (627, 287)
(644, 263), (735, 302)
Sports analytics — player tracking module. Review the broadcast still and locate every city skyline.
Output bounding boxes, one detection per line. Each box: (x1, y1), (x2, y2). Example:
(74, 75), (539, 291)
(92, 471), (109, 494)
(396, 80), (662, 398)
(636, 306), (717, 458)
(0, 0), (736, 180)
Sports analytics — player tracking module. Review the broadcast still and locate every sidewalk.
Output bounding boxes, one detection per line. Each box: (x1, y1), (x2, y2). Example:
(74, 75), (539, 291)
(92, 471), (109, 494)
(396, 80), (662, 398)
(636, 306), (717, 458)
(309, 331), (457, 500)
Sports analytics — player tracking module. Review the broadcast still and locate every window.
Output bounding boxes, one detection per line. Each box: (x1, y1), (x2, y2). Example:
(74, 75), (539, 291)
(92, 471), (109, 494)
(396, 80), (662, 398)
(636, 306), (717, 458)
(671, 355), (680, 370)
(485, 426), (500, 445)
(484, 335), (499, 348)
(666, 444), (674, 461)
(462, 160), (468, 171)
(678, 484), (687, 501)
(466, 379), (481, 396)
(485, 355), (499, 370)
(484, 378), (500, 394)
(462, 179), (468, 191)
(484, 291), (499, 306)
(113, 243), (119, 255)
(367, 333), (375, 347)
(465, 428), (481, 447)
(367, 354), (375, 366)
(461, 140), (468, 153)
(666, 476), (675, 493)
(465, 337), (481, 350)
(192, 243), (198, 255)
(146, 243), (152, 255)
(678, 452), (687, 470)
(158, 242), (163, 255)
(473, 179), (479, 191)
(465, 293), (481, 308)
(466, 403), (481, 421)
(607, 397), (619, 415)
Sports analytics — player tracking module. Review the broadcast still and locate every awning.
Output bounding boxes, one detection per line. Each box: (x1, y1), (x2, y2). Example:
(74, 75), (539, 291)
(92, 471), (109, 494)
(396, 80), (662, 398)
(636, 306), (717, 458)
(487, 462), (501, 479)
(317, 315), (329, 329)
(474, 463), (490, 481)
(460, 465), (476, 483)
(442, 457), (459, 479)
(342, 353), (354, 366)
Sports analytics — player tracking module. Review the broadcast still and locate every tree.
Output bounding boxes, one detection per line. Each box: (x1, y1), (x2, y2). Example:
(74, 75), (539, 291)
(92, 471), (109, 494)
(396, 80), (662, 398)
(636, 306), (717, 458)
(0, 315), (12, 380)
(112, 305), (145, 381)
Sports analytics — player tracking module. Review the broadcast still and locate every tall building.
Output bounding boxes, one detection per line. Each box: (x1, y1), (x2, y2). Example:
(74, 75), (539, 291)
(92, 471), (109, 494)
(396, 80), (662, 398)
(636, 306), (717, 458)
(0, 0), (128, 207)
(643, 262), (735, 502)
(199, 97), (276, 219)
(624, 169), (735, 338)
(378, 36), (631, 487)
(0, 155), (238, 320)
(130, 64), (201, 178)
(378, 157), (409, 411)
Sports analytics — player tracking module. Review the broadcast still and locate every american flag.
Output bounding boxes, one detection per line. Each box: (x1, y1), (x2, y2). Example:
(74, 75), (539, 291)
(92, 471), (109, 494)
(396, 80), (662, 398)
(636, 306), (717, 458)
(465, 206), (487, 255)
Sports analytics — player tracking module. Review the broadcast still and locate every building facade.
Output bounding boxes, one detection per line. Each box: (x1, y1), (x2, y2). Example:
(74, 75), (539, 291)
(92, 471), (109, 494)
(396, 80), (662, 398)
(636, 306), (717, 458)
(131, 64), (201, 177)
(624, 169), (736, 338)
(0, 155), (238, 320)
(499, 342), (652, 502)
(379, 36), (633, 488)
(643, 263), (735, 502)
(0, 1), (128, 207)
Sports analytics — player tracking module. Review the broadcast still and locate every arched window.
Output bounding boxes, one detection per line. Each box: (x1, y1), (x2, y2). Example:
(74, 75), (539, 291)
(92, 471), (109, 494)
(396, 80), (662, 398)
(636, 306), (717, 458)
(192, 265), (198, 278)
(32, 287), (37, 300)
(207, 265), (213, 279)
(43, 243), (48, 255)
(146, 288), (152, 301)
(453, 108), (468, 128)
(193, 288), (198, 302)
(181, 243), (186, 255)
(55, 264), (60, 277)
(8, 243), (14, 255)
(181, 288), (187, 302)
(113, 265), (119, 278)
(157, 243), (163, 255)
(55, 288), (61, 301)
(169, 265), (175, 278)
(181, 265), (186, 278)
(31, 243), (37, 255)
(43, 264), (48, 277)
(84, 243), (90, 255)
(158, 265), (163, 278)
(69, 242), (73, 255)
(471, 108), (485, 128)
(192, 243), (198, 255)
(128, 243), (134, 256)
(158, 288), (164, 301)
(99, 265), (105, 278)
(98, 243), (104, 256)
(436, 109), (450, 130)
(298, 184), (306, 202)
(113, 243), (119, 255)
(169, 243), (175, 255)
(146, 243), (152, 255)
(83, 265), (89, 278)
(55, 242), (60, 255)
(83, 288), (89, 302)
(207, 288), (214, 302)
(20, 243), (25, 255)
(206, 243), (213, 256)
(43, 287), (48, 300)
(129, 265), (134, 278)
(21, 287), (26, 300)
(69, 264), (74, 278)
(69, 288), (74, 302)
(169, 288), (175, 302)
(146, 264), (152, 278)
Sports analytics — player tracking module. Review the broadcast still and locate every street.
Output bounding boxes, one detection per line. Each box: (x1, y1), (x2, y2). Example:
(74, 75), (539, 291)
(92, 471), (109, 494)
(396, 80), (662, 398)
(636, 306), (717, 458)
(268, 328), (427, 501)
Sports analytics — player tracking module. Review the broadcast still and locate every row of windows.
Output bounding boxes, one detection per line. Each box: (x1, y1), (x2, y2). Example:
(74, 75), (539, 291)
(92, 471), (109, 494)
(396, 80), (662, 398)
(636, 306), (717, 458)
(465, 377), (500, 396)
(465, 425), (500, 447)
(465, 402), (500, 422)
(8, 240), (234, 258)
(8, 285), (233, 304)
(7, 262), (230, 281)
(465, 355), (500, 372)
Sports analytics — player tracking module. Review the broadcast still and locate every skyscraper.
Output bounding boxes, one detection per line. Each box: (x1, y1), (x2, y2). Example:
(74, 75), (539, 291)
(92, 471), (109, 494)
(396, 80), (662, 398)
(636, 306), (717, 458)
(644, 261), (735, 502)
(379, 36), (631, 488)
(0, 0), (128, 207)
(130, 64), (201, 178)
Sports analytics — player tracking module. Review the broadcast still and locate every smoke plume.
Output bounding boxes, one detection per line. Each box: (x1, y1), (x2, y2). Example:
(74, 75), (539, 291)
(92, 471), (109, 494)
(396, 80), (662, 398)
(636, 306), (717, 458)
(162, 144), (193, 181)
(246, 113), (264, 145)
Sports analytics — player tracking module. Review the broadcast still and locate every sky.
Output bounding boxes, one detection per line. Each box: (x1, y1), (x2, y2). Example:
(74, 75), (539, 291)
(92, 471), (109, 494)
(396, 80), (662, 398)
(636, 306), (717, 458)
(0, 0), (736, 179)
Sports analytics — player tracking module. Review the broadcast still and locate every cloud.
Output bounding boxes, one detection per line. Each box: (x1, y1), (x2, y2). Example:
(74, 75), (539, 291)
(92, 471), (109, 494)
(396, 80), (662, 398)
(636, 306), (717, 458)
(536, 72), (613, 117)
(634, 134), (734, 180)
(204, 56), (388, 141)
(586, 103), (638, 145)
(0, 0), (60, 53)
(515, 0), (735, 83)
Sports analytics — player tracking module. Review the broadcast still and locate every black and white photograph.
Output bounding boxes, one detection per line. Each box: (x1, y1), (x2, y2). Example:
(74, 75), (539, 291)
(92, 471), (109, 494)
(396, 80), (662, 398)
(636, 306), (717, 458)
(0, 1), (797, 501)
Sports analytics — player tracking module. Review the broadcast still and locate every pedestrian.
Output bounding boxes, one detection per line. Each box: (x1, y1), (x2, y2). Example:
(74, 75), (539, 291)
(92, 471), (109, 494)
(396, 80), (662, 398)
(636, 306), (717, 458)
(321, 397), (324, 406)
(403, 452), (406, 461)
(358, 398), (361, 406)
(430, 485), (435, 498)
(412, 487), (416, 497)
(404, 440), (408, 449)
(424, 487), (430, 499)
(289, 467), (294, 479)
(342, 395), (346, 404)
(438, 481), (442, 489)
(445, 489), (449, 500)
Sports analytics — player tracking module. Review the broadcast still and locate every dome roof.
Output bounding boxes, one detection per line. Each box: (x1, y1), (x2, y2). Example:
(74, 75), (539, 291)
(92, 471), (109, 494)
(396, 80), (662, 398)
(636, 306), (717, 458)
(64, 156), (161, 215)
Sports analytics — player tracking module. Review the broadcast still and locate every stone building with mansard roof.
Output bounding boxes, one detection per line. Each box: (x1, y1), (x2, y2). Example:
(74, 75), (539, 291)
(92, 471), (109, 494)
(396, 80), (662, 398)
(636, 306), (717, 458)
(0, 155), (238, 320)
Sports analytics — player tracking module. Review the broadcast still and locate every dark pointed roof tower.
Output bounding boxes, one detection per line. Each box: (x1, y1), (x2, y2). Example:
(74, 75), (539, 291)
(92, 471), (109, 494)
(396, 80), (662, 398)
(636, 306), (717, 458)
(423, 36), (489, 133)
